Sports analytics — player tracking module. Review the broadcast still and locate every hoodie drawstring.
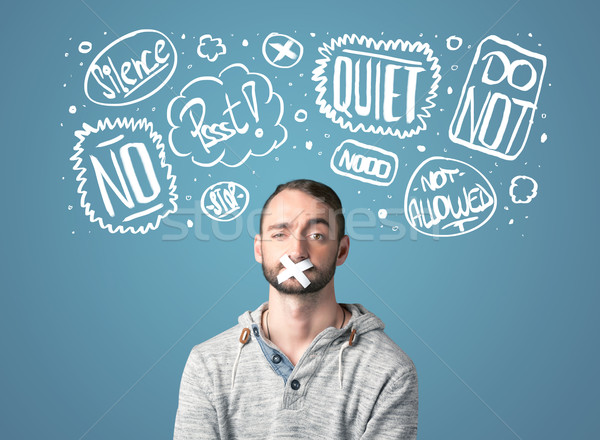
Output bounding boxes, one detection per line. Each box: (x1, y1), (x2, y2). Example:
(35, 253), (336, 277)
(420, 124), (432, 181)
(338, 328), (357, 389)
(231, 327), (250, 391)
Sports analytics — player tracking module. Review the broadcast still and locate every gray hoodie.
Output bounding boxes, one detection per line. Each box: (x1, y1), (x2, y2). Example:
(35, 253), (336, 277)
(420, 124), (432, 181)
(174, 302), (418, 439)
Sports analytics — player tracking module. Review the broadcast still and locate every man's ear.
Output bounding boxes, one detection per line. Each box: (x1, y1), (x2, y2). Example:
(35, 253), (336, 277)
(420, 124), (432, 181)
(335, 235), (350, 266)
(254, 234), (263, 264)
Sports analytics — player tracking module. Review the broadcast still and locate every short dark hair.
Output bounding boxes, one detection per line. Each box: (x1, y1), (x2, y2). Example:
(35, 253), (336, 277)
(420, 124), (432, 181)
(260, 179), (345, 241)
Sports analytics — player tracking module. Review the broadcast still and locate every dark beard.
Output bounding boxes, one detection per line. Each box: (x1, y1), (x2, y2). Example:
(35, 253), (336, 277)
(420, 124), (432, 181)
(262, 259), (336, 294)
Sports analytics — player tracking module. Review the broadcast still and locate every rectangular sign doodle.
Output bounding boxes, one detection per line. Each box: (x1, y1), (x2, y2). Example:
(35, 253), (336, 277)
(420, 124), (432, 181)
(449, 35), (547, 160)
(330, 139), (398, 186)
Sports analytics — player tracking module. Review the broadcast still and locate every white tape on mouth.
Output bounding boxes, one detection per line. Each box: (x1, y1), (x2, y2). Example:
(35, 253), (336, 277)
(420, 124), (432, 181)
(277, 255), (313, 288)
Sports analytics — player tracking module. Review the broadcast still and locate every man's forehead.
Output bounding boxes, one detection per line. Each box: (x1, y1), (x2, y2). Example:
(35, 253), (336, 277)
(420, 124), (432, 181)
(263, 189), (332, 225)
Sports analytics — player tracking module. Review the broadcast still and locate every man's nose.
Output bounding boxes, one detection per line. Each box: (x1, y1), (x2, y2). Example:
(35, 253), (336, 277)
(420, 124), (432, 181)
(287, 235), (308, 261)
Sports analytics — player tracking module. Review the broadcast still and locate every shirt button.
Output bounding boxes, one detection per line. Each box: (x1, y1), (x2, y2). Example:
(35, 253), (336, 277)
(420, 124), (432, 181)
(272, 354), (282, 364)
(253, 327), (259, 337)
(290, 379), (301, 390)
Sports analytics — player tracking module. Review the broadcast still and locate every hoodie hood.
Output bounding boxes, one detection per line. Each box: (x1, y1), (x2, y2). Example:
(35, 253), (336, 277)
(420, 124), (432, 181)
(231, 302), (385, 390)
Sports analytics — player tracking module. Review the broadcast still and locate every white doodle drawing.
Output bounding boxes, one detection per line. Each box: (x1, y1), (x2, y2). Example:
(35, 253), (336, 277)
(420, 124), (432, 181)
(446, 36), (463, 51)
(449, 35), (547, 160)
(197, 34), (227, 62)
(262, 33), (304, 69)
(294, 109), (308, 122)
(78, 41), (92, 54)
(330, 139), (398, 186)
(84, 29), (177, 107)
(404, 156), (497, 237)
(277, 255), (313, 288)
(312, 34), (441, 139)
(200, 181), (249, 222)
(71, 117), (178, 234)
(167, 63), (287, 167)
(509, 175), (538, 204)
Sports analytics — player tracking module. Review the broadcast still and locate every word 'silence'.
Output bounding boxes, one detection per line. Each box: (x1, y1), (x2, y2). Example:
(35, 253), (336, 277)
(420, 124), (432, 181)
(85, 29), (177, 107)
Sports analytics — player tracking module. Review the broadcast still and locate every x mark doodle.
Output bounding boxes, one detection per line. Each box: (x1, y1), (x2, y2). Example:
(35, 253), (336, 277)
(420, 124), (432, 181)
(277, 255), (313, 288)
(269, 40), (298, 62)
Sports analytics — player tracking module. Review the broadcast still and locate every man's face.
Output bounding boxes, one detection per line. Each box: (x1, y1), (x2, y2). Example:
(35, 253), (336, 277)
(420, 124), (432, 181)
(255, 189), (349, 294)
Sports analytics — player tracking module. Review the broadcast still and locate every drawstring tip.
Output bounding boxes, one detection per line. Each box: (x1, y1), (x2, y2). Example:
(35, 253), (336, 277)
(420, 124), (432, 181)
(231, 328), (251, 392)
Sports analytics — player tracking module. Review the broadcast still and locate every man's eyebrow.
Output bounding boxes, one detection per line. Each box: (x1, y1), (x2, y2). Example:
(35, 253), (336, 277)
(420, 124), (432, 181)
(267, 222), (290, 231)
(307, 218), (330, 228)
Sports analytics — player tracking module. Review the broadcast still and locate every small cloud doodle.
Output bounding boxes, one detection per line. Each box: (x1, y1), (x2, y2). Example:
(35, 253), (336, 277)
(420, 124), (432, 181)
(197, 34), (227, 62)
(510, 176), (538, 204)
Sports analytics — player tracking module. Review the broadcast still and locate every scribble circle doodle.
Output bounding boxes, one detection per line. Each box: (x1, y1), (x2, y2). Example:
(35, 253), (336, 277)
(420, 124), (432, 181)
(262, 33), (304, 69)
(294, 109), (308, 122)
(446, 36), (463, 51)
(84, 29), (177, 107)
(201, 181), (249, 222)
(78, 41), (92, 54)
(404, 157), (497, 237)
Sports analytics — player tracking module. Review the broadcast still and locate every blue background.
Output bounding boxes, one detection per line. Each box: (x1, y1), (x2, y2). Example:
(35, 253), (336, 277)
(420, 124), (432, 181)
(2, 0), (598, 438)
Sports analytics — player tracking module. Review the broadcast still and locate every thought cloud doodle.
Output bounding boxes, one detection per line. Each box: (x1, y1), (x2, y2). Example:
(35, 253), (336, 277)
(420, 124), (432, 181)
(404, 157), (497, 237)
(200, 181), (249, 222)
(84, 29), (177, 107)
(449, 35), (547, 160)
(510, 175), (538, 204)
(330, 139), (398, 186)
(197, 34), (227, 62)
(167, 63), (287, 167)
(70, 118), (178, 234)
(312, 34), (441, 139)
(262, 33), (304, 69)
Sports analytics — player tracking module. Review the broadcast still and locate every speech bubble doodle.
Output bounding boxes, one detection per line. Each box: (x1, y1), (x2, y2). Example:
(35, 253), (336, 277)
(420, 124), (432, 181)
(330, 139), (398, 186)
(70, 118), (178, 234)
(200, 181), (249, 222)
(404, 157), (497, 237)
(449, 35), (547, 160)
(312, 34), (441, 139)
(509, 175), (538, 204)
(167, 63), (287, 167)
(84, 29), (177, 107)
(197, 34), (227, 62)
(262, 33), (304, 69)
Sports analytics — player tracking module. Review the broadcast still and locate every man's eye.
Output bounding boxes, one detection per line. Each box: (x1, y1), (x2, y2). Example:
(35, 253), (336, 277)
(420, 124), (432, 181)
(272, 233), (285, 239)
(309, 233), (324, 240)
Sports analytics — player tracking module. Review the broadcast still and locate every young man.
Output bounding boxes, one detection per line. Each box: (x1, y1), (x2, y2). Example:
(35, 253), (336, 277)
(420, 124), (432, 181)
(174, 179), (418, 439)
